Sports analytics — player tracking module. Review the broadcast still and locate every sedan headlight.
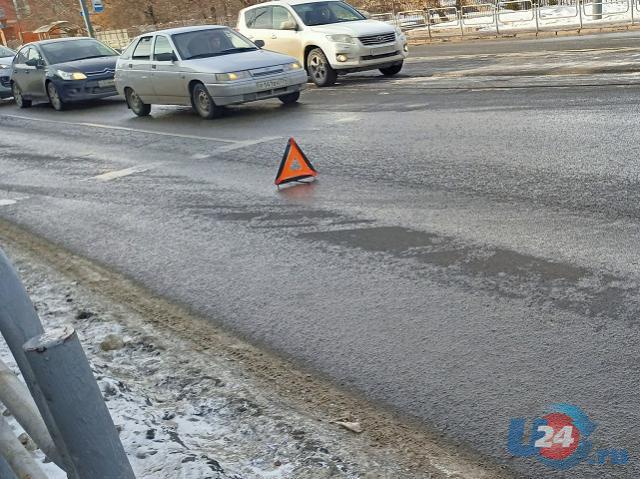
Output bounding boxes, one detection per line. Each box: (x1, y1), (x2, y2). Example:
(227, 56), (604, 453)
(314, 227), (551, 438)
(215, 71), (251, 82)
(283, 62), (302, 71)
(326, 34), (355, 44)
(0, 63), (11, 70)
(56, 70), (87, 81)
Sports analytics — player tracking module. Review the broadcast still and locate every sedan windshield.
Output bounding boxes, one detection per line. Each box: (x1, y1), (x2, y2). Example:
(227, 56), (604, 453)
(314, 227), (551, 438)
(173, 28), (257, 60)
(293, 1), (365, 26)
(0, 46), (15, 57)
(40, 39), (117, 64)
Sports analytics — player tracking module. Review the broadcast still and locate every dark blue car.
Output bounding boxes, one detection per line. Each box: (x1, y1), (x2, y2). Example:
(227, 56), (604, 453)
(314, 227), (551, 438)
(0, 46), (16, 100)
(11, 37), (119, 111)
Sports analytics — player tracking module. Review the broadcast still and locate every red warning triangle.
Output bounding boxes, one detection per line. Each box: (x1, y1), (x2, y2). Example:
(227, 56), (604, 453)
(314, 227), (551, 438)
(275, 138), (317, 186)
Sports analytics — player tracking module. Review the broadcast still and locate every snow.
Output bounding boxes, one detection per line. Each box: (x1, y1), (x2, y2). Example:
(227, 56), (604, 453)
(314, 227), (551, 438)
(405, 1), (635, 36)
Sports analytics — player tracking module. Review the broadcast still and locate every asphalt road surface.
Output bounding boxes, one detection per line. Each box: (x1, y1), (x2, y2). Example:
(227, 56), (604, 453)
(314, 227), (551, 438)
(2, 35), (640, 478)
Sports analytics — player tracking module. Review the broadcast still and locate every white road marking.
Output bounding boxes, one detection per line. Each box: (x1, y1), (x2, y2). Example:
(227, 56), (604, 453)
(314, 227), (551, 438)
(335, 116), (358, 123)
(94, 166), (148, 181)
(0, 113), (278, 147)
(0, 199), (17, 206)
(213, 137), (281, 153)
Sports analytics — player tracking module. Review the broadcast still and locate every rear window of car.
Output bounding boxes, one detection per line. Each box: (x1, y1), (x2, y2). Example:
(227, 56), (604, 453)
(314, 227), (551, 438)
(246, 7), (273, 29)
(119, 39), (139, 60)
(132, 37), (153, 60)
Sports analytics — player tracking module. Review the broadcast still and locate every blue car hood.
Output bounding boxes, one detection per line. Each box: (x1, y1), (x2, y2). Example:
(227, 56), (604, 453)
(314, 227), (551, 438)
(52, 56), (117, 75)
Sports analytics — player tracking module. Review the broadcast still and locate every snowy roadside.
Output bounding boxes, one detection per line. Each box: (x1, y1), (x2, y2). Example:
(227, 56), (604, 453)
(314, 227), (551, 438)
(0, 222), (514, 479)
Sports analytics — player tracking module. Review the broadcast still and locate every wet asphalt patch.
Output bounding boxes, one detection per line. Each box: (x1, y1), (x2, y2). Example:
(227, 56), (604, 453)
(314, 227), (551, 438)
(299, 226), (639, 321)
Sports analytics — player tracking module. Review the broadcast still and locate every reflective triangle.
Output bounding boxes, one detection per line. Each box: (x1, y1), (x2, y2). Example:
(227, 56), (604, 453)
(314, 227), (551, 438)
(275, 138), (317, 186)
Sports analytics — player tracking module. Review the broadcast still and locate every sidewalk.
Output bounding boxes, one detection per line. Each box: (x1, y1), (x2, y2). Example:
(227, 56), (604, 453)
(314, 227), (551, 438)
(0, 219), (515, 479)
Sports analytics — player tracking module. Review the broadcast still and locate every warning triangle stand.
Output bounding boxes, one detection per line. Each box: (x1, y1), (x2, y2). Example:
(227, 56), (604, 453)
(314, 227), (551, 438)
(275, 138), (317, 187)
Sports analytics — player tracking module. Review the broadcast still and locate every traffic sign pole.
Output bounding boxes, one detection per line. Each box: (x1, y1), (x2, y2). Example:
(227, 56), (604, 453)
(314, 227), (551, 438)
(78, 0), (96, 38)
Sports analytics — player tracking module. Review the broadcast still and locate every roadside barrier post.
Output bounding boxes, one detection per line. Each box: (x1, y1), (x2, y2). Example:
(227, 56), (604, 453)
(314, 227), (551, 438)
(24, 326), (136, 479)
(0, 456), (18, 479)
(0, 415), (47, 479)
(0, 358), (59, 466)
(0, 248), (69, 472)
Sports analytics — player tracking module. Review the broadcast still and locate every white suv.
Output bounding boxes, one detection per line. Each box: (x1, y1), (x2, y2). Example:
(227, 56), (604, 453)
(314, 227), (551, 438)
(237, 0), (408, 87)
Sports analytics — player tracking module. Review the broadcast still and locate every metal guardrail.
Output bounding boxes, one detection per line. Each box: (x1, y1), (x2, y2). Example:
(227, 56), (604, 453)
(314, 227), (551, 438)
(374, 0), (636, 38)
(583, 0), (629, 17)
(498, 0), (535, 23)
(462, 3), (498, 26)
(0, 248), (136, 479)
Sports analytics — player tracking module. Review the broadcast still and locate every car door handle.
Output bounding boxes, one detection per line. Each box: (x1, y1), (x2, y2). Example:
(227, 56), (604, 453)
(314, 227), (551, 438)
(128, 63), (133, 68)
(152, 65), (157, 69)
(271, 33), (277, 39)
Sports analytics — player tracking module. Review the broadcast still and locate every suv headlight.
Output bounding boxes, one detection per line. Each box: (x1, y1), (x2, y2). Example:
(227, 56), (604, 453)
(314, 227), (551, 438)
(283, 62), (302, 71)
(0, 63), (11, 70)
(56, 70), (87, 81)
(215, 71), (250, 81)
(326, 34), (355, 44)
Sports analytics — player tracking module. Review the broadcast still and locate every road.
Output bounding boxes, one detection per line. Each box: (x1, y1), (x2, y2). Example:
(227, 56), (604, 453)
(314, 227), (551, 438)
(1, 35), (639, 478)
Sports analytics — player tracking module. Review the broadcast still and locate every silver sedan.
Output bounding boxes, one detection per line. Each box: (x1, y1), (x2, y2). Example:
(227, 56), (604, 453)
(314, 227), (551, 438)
(115, 25), (308, 119)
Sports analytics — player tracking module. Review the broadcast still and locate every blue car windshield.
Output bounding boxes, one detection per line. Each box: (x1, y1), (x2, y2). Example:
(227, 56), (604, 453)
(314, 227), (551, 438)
(0, 46), (14, 57)
(40, 39), (117, 64)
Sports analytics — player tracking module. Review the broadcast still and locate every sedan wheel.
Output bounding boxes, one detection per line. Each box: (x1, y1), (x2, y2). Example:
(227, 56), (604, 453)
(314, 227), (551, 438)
(12, 83), (31, 108)
(278, 91), (300, 105)
(192, 83), (222, 120)
(126, 88), (151, 117)
(307, 48), (337, 87)
(47, 82), (66, 111)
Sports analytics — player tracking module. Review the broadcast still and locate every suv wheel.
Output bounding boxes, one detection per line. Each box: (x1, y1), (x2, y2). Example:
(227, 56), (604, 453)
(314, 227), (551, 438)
(307, 48), (337, 87)
(126, 88), (151, 117)
(192, 83), (222, 119)
(278, 91), (300, 105)
(47, 82), (67, 111)
(379, 62), (403, 77)
(12, 83), (31, 108)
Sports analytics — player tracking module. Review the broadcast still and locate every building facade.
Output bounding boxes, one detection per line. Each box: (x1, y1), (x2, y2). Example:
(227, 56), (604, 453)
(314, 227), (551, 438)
(0, 0), (30, 44)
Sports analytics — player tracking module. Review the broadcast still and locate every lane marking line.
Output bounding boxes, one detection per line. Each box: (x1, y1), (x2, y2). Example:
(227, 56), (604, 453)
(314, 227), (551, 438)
(0, 113), (278, 146)
(0, 199), (17, 206)
(94, 166), (148, 181)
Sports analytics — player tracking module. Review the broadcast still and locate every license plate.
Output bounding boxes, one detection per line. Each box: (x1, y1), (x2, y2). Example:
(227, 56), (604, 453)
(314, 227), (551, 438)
(256, 78), (288, 90)
(370, 46), (397, 56)
(98, 79), (115, 88)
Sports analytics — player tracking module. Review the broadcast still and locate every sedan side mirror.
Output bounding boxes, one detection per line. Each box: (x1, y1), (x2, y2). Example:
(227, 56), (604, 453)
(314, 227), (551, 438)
(155, 52), (177, 62)
(254, 39), (265, 48)
(25, 58), (45, 68)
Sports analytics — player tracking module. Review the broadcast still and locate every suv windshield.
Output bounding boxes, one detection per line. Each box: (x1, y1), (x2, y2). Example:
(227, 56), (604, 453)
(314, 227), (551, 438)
(0, 46), (14, 57)
(173, 28), (257, 60)
(40, 39), (117, 64)
(293, 1), (365, 26)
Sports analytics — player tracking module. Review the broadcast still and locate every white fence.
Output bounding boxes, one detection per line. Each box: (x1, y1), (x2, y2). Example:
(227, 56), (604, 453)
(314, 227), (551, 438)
(373, 0), (639, 38)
